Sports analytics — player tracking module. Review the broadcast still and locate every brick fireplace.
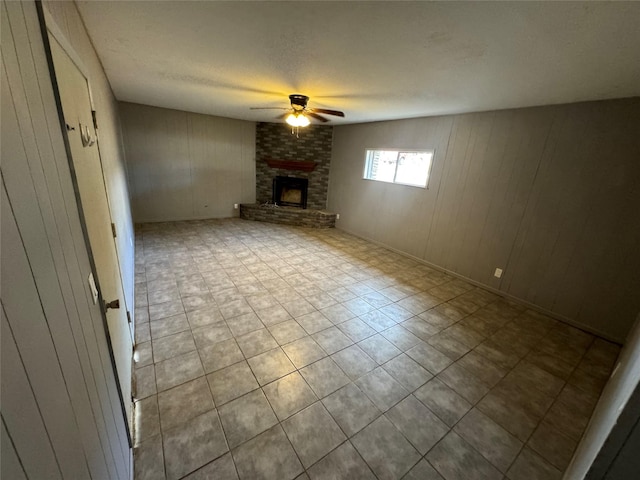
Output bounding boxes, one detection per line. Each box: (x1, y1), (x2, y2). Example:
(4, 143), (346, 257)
(241, 122), (337, 227)
(255, 122), (333, 210)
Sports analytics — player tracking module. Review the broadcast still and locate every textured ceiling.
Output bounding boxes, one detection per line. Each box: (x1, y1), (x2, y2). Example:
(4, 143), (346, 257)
(76, 1), (640, 125)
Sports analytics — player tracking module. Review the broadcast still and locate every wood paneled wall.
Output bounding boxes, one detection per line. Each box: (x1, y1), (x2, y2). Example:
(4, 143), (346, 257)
(328, 99), (640, 342)
(120, 102), (256, 222)
(43, 0), (136, 325)
(1, 1), (130, 478)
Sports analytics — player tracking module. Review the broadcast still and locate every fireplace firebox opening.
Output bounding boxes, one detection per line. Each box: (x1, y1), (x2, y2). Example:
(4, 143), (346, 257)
(273, 176), (308, 209)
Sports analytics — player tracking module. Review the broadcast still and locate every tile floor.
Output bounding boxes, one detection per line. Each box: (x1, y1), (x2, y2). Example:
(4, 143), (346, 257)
(132, 219), (620, 480)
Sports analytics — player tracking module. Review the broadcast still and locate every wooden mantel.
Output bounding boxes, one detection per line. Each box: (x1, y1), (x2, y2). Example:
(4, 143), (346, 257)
(264, 158), (317, 172)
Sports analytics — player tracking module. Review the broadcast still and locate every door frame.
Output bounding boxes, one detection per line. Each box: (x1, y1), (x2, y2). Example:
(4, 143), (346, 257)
(38, 4), (132, 448)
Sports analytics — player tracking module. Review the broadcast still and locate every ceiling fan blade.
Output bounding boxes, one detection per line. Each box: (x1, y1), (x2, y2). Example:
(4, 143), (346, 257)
(306, 112), (329, 123)
(250, 107), (290, 110)
(276, 112), (289, 120)
(310, 108), (345, 117)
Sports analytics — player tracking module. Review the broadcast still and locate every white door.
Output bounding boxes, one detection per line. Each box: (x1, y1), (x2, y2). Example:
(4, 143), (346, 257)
(49, 35), (133, 430)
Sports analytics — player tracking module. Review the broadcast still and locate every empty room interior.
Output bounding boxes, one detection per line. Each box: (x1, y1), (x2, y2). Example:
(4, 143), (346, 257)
(3, 1), (640, 480)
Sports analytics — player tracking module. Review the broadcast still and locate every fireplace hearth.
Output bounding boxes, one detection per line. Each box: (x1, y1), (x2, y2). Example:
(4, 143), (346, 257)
(273, 176), (308, 209)
(240, 203), (337, 228)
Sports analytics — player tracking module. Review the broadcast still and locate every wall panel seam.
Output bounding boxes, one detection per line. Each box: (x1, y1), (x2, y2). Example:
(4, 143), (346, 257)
(0, 301), (65, 478)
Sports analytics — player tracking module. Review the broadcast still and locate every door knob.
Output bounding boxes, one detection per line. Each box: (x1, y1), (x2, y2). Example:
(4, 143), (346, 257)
(104, 299), (120, 312)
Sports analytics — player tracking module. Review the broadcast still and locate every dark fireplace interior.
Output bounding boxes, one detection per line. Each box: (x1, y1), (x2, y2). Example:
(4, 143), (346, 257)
(273, 176), (308, 209)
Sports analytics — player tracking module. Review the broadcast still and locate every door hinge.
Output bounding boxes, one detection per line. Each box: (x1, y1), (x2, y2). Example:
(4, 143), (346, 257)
(92, 110), (98, 130)
(126, 310), (132, 324)
(111, 223), (117, 238)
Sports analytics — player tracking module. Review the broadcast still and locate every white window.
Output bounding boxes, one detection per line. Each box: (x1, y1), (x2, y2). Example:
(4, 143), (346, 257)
(363, 149), (434, 188)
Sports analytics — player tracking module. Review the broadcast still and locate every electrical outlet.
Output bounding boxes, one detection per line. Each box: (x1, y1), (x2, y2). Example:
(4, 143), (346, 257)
(494, 268), (503, 278)
(336, 214), (340, 220)
(234, 203), (239, 209)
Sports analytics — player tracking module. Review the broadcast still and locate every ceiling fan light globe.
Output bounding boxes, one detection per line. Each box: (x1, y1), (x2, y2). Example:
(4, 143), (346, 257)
(286, 113), (310, 127)
(298, 114), (310, 127)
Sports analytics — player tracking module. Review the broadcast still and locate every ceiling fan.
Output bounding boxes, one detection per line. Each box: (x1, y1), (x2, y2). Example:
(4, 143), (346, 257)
(251, 94), (345, 128)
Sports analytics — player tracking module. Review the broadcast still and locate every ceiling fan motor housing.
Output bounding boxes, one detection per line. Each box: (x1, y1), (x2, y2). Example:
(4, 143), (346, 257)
(289, 94), (309, 110)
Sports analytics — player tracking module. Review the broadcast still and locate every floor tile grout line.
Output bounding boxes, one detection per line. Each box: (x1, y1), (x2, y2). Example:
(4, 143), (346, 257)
(133, 219), (614, 479)
(447, 326), (586, 475)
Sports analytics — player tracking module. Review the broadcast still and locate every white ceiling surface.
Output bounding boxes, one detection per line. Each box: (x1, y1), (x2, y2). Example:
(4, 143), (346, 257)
(76, 1), (640, 125)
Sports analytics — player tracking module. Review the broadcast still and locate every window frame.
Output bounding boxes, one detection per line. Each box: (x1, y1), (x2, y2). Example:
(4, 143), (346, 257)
(362, 148), (435, 189)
